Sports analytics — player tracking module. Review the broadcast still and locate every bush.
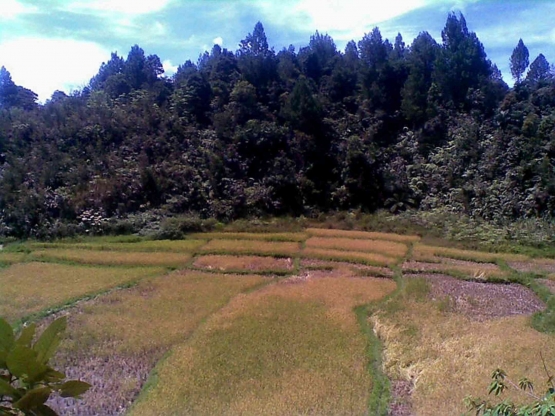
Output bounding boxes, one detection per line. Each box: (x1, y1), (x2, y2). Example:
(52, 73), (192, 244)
(0, 316), (90, 415)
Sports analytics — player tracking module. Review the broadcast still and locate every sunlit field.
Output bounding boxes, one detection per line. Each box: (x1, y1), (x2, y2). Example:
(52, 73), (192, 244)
(0, 262), (165, 323)
(31, 249), (193, 267)
(6, 225), (555, 415)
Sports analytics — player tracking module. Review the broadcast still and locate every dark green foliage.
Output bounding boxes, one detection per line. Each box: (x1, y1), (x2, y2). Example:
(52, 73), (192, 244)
(0, 14), (553, 238)
(510, 39), (530, 83)
(0, 316), (90, 415)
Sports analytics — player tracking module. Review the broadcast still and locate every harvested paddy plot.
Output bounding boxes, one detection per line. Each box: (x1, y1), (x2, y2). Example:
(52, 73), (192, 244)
(193, 255), (294, 274)
(50, 271), (269, 416)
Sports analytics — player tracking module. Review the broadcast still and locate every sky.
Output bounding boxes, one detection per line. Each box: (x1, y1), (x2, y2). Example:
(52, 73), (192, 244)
(0, 0), (554, 102)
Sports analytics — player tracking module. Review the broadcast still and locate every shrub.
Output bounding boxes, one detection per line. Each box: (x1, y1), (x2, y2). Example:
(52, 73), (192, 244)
(0, 316), (90, 415)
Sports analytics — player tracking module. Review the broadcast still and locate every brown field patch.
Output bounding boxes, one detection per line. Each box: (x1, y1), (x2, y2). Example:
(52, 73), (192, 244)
(404, 273), (544, 320)
(507, 258), (555, 274)
(189, 232), (308, 242)
(49, 271), (268, 416)
(199, 239), (300, 257)
(402, 260), (505, 279)
(305, 236), (408, 258)
(302, 247), (397, 266)
(129, 276), (396, 415)
(299, 258), (394, 277)
(193, 255), (294, 273)
(32, 249), (192, 267)
(0, 262), (165, 323)
(306, 227), (420, 243)
(412, 243), (529, 263)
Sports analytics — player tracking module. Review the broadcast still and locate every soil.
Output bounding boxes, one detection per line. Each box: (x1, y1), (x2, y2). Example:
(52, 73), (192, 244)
(508, 260), (555, 274)
(389, 380), (413, 416)
(403, 273), (545, 321)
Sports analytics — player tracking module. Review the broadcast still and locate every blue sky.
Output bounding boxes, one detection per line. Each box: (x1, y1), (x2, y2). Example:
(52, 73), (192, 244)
(1, 0), (554, 101)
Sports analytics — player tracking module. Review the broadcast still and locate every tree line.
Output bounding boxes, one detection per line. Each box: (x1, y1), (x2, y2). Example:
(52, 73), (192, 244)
(0, 12), (554, 238)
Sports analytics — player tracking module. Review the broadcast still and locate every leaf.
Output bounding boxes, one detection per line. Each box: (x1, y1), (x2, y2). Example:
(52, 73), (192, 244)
(6, 344), (46, 381)
(34, 316), (66, 365)
(33, 404), (59, 416)
(13, 386), (51, 410)
(16, 323), (36, 348)
(0, 317), (14, 364)
(0, 377), (18, 398)
(58, 380), (91, 398)
(42, 368), (66, 383)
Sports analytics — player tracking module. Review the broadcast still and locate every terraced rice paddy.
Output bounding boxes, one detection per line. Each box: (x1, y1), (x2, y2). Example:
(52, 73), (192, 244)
(4, 226), (555, 415)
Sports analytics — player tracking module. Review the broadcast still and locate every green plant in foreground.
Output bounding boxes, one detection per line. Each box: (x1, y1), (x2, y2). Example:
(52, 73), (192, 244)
(465, 358), (555, 415)
(0, 316), (90, 415)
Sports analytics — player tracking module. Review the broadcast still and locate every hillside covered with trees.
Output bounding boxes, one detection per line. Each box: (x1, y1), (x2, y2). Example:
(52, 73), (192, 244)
(0, 13), (554, 238)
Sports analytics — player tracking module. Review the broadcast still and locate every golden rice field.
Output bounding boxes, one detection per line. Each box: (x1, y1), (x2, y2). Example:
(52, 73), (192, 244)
(129, 276), (397, 416)
(5, 225), (555, 415)
(306, 227), (420, 243)
(193, 255), (294, 274)
(305, 236), (408, 258)
(199, 239), (300, 257)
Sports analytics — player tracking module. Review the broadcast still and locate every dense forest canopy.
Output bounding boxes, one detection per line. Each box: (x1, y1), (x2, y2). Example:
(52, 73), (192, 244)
(0, 13), (554, 238)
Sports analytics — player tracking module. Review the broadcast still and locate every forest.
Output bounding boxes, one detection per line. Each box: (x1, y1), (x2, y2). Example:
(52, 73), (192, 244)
(0, 12), (554, 239)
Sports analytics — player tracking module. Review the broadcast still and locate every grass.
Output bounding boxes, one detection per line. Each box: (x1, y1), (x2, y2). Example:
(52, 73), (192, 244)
(31, 249), (193, 267)
(0, 262), (165, 324)
(0, 251), (27, 264)
(302, 247), (397, 266)
(306, 227), (420, 243)
(193, 255), (294, 274)
(412, 243), (530, 263)
(305, 236), (408, 258)
(28, 239), (206, 252)
(199, 239), (300, 257)
(370, 278), (555, 415)
(189, 232), (308, 242)
(130, 276), (396, 415)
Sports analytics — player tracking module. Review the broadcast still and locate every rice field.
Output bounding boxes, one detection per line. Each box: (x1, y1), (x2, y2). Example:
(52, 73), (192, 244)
(412, 243), (530, 263)
(5, 225), (555, 416)
(31, 249), (193, 267)
(30, 239), (206, 252)
(0, 262), (165, 323)
(305, 236), (408, 258)
(302, 247), (398, 266)
(306, 227), (420, 243)
(193, 255), (294, 274)
(129, 276), (396, 415)
(199, 239), (300, 257)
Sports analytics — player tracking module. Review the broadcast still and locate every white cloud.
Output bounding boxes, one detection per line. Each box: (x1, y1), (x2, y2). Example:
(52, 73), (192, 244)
(162, 59), (178, 75)
(67, 0), (172, 15)
(213, 36), (223, 46)
(0, 0), (37, 20)
(0, 38), (109, 102)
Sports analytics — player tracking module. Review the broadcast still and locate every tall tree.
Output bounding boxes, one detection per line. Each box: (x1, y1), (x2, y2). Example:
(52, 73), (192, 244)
(526, 53), (551, 86)
(510, 39), (529, 83)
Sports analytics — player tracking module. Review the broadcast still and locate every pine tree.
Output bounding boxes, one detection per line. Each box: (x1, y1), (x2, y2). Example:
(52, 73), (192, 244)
(510, 39), (529, 83)
(526, 53), (551, 86)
